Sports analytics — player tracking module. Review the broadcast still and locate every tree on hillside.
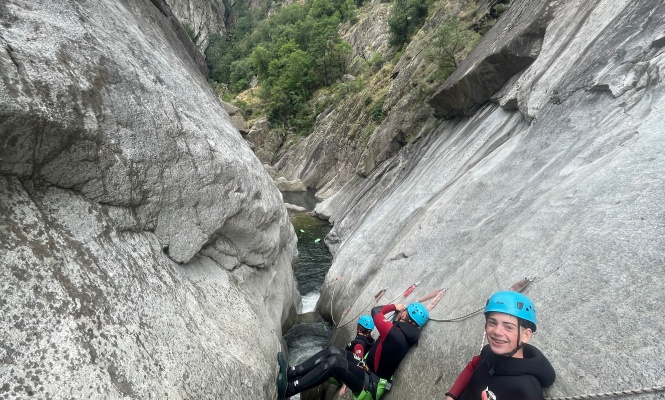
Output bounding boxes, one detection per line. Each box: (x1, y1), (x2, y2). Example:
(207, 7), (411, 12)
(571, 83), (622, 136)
(388, 0), (433, 48)
(263, 40), (316, 123)
(205, 0), (363, 134)
(427, 18), (481, 80)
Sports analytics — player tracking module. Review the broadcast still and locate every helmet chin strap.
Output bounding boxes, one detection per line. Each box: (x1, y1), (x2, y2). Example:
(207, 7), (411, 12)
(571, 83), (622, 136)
(505, 324), (523, 358)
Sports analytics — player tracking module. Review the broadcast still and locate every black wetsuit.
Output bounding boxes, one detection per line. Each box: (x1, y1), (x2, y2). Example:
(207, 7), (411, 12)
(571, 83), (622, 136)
(453, 344), (556, 400)
(283, 346), (367, 396)
(281, 304), (420, 399)
(366, 304), (421, 379)
(346, 334), (375, 357)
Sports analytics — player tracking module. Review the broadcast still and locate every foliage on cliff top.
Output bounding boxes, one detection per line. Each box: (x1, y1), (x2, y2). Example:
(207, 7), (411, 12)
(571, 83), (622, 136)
(206, 0), (490, 141)
(206, 0), (370, 134)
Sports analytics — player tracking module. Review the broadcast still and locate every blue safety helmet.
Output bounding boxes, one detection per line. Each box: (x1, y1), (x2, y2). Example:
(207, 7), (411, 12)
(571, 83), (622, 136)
(358, 315), (375, 330)
(406, 302), (429, 327)
(484, 291), (537, 331)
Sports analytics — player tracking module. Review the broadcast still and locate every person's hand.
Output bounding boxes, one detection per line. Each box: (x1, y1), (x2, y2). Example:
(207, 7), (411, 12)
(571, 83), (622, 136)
(481, 391), (488, 400)
(444, 396), (455, 400)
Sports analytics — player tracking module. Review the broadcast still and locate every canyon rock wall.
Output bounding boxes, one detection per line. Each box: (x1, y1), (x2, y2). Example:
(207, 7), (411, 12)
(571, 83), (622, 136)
(0, 0), (297, 398)
(316, 0), (665, 398)
(164, 0), (227, 52)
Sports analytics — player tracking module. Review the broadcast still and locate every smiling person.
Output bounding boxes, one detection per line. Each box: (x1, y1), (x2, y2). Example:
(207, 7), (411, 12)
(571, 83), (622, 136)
(444, 291), (555, 400)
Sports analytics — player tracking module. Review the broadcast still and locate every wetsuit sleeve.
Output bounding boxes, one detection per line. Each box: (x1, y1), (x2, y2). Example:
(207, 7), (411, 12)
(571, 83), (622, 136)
(445, 355), (482, 399)
(353, 343), (365, 357)
(371, 304), (396, 338)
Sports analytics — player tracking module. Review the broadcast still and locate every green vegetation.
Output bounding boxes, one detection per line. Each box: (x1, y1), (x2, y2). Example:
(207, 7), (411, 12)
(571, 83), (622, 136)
(369, 95), (386, 122)
(388, 0), (434, 48)
(203, 0), (483, 140)
(182, 22), (196, 42)
(492, 3), (512, 18)
(426, 17), (481, 82)
(205, 0), (365, 135)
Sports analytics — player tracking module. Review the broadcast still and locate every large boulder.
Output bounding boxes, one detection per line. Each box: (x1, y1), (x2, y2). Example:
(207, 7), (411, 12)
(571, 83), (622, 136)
(317, 0), (665, 398)
(0, 0), (298, 398)
(428, 0), (551, 119)
(222, 100), (250, 135)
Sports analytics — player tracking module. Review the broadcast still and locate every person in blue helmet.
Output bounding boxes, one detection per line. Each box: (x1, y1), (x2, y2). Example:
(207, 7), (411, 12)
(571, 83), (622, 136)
(444, 291), (556, 400)
(346, 315), (376, 358)
(276, 302), (429, 399)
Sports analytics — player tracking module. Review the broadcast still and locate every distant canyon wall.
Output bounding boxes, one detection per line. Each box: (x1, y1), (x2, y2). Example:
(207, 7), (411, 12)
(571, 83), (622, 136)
(164, 0), (227, 51)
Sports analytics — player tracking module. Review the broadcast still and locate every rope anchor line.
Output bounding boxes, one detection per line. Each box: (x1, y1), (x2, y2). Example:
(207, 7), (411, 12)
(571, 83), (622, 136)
(546, 385), (665, 399)
(336, 287), (387, 328)
(336, 282), (415, 328)
(429, 277), (535, 323)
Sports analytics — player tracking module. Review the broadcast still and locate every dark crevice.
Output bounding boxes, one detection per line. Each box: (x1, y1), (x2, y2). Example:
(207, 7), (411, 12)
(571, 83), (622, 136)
(5, 43), (20, 70)
(146, 0), (208, 77)
(652, 36), (665, 49)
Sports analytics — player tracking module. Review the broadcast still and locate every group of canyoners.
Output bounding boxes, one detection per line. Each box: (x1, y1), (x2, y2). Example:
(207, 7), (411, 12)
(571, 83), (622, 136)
(276, 291), (555, 400)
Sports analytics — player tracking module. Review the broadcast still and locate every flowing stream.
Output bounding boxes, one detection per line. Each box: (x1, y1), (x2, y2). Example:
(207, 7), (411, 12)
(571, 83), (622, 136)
(283, 191), (335, 372)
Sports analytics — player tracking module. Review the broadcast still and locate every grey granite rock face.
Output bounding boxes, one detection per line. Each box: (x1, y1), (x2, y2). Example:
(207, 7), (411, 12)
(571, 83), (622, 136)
(164, 0), (227, 52)
(149, 0), (209, 75)
(316, 0), (665, 398)
(0, 178), (296, 398)
(428, 0), (552, 118)
(0, 0), (292, 266)
(0, 0), (297, 398)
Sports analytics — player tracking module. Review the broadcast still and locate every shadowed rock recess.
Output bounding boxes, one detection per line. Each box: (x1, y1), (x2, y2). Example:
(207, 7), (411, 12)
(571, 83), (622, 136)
(315, 0), (665, 399)
(1, 0), (297, 398)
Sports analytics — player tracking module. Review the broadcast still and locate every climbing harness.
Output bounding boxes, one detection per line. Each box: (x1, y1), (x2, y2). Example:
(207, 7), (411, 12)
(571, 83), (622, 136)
(545, 385), (665, 399)
(352, 376), (391, 400)
(331, 275), (664, 400)
(423, 277), (664, 400)
(351, 357), (393, 400)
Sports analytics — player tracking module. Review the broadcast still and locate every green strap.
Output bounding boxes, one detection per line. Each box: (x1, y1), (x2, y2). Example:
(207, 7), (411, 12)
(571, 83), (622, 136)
(353, 390), (373, 400)
(353, 377), (392, 400)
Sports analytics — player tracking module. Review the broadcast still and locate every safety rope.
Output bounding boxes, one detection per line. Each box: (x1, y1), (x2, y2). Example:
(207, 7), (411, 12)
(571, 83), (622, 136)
(423, 277), (664, 400)
(329, 275), (342, 325)
(429, 306), (484, 322)
(329, 275), (663, 400)
(336, 287), (387, 328)
(545, 385), (665, 399)
(428, 277), (534, 322)
(337, 282), (422, 328)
